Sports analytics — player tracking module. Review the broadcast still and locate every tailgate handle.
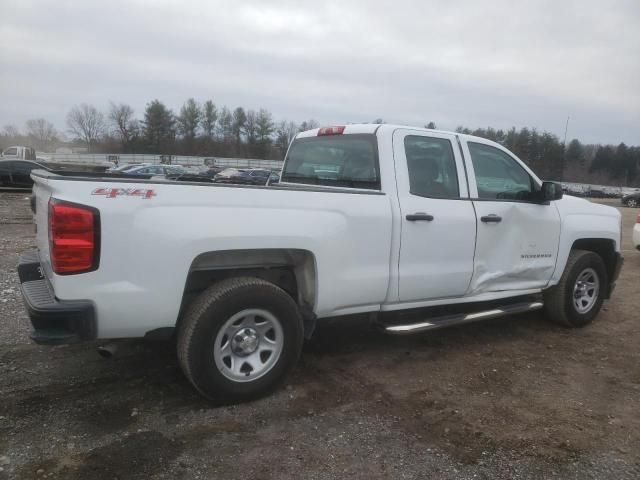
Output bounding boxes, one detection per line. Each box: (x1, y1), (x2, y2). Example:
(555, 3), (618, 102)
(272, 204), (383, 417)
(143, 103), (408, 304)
(406, 213), (434, 222)
(481, 214), (502, 223)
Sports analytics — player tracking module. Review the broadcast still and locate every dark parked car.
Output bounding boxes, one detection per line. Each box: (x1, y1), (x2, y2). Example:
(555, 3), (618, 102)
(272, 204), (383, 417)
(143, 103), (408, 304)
(202, 166), (225, 178)
(165, 173), (215, 183)
(214, 168), (277, 185)
(121, 165), (186, 176)
(107, 163), (151, 173)
(622, 191), (640, 208)
(0, 160), (52, 189)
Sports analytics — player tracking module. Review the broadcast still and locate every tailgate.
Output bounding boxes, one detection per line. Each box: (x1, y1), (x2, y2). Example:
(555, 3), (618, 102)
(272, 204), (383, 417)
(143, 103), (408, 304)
(31, 173), (53, 276)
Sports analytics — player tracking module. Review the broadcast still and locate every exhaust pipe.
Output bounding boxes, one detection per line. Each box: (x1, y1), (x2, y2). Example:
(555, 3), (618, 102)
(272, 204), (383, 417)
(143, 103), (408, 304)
(97, 342), (119, 359)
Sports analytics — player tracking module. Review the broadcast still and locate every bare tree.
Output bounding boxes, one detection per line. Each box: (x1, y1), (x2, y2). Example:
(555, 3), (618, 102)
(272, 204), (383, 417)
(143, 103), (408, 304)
(299, 119), (319, 132)
(275, 120), (298, 155)
(256, 108), (275, 143)
(25, 118), (58, 150)
(217, 106), (233, 142)
(245, 110), (258, 144)
(108, 102), (138, 147)
(231, 107), (247, 146)
(66, 104), (106, 152)
(2, 125), (20, 138)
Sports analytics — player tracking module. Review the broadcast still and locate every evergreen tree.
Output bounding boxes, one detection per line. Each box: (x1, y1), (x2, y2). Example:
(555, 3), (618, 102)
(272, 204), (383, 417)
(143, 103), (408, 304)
(201, 100), (217, 139)
(177, 98), (201, 141)
(142, 100), (175, 153)
(566, 139), (584, 165)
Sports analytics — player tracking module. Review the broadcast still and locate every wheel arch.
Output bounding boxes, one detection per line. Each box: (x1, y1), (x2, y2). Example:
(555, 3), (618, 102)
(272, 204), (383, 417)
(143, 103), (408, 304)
(569, 238), (617, 297)
(178, 248), (318, 336)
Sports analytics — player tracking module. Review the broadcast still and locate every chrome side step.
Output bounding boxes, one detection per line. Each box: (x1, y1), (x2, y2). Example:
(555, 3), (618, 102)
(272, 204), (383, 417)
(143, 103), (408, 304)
(382, 301), (544, 335)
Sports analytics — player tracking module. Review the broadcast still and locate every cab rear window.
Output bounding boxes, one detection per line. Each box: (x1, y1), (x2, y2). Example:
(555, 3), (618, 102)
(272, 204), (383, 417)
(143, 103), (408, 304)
(281, 134), (380, 190)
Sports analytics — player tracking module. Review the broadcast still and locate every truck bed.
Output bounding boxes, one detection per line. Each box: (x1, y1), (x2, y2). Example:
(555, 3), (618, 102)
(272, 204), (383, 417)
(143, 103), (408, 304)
(30, 169), (394, 338)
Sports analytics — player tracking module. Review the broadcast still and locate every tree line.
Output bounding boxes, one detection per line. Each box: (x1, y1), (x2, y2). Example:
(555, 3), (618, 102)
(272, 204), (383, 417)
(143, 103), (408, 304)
(427, 122), (640, 187)
(1, 102), (638, 186)
(1, 100), (319, 160)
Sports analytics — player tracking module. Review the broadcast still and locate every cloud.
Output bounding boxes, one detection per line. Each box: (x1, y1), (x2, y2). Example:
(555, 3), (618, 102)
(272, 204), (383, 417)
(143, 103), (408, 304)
(0, 0), (638, 144)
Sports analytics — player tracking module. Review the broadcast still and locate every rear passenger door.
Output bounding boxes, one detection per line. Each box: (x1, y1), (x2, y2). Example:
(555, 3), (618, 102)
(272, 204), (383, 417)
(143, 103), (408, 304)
(394, 129), (477, 302)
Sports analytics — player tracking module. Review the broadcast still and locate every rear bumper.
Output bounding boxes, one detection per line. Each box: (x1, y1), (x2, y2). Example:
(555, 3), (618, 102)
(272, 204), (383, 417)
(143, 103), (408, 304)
(18, 250), (96, 345)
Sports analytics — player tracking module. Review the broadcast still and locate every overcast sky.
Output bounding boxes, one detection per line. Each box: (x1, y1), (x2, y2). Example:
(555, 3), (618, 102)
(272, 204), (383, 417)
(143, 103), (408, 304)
(0, 0), (638, 144)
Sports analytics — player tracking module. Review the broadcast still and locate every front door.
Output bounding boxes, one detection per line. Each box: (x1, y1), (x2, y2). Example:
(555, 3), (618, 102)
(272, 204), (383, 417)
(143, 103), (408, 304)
(394, 129), (477, 302)
(461, 138), (561, 293)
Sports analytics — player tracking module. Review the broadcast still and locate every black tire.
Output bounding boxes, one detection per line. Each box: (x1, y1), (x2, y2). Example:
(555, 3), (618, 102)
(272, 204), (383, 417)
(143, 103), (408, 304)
(177, 277), (304, 402)
(543, 249), (608, 327)
(627, 198), (638, 208)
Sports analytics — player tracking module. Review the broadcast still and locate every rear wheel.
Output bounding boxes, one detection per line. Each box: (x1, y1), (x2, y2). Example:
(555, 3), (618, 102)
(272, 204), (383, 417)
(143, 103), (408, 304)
(177, 277), (304, 402)
(627, 198), (638, 208)
(543, 249), (608, 327)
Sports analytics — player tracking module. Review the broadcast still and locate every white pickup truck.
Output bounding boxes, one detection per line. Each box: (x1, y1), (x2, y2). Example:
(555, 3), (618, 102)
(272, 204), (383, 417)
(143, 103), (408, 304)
(18, 124), (623, 401)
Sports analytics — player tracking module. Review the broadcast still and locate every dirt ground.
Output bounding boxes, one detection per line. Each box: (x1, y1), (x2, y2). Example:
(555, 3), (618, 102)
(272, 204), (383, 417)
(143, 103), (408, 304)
(0, 191), (639, 479)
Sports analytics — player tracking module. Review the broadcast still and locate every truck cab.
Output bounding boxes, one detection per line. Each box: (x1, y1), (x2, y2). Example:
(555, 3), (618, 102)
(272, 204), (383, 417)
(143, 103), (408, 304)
(1, 145), (37, 161)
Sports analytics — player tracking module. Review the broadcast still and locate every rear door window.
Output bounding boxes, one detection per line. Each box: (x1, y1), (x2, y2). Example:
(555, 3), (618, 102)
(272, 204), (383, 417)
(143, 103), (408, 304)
(404, 136), (460, 198)
(282, 134), (380, 190)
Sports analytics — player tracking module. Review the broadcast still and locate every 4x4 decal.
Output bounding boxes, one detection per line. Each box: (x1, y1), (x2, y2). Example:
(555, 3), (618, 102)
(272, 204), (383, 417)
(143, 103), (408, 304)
(92, 187), (156, 199)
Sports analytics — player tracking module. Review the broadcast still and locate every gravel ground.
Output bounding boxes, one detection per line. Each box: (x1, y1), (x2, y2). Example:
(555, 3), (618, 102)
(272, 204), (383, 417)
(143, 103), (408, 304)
(0, 191), (639, 479)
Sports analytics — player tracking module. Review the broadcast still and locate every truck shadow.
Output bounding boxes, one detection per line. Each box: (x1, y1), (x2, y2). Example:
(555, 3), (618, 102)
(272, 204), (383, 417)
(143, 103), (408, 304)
(1, 311), (553, 423)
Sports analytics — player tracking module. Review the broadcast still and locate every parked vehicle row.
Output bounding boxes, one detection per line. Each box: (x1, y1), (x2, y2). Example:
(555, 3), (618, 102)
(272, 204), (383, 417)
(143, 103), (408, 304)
(213, 168), (279, 185)
(562, 182), (640, 201)
(108, 164), (187, 176)
(106, 163), (279, 185)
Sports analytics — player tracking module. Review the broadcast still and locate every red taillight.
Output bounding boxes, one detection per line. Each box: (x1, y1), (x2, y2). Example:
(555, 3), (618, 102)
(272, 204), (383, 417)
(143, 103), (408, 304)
(48, 199), (99, 274)
(317, 126), (345, 136)
(637, 214), (640, 224)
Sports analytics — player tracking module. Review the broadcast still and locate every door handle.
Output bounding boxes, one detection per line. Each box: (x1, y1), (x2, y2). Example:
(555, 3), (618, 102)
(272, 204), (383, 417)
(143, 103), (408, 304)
(406, 213), (434, 222)
(481, 214), (502, 223)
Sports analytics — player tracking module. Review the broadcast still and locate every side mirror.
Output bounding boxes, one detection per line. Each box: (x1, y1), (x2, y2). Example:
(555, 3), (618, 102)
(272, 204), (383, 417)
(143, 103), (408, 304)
(541, 181), (563, 202)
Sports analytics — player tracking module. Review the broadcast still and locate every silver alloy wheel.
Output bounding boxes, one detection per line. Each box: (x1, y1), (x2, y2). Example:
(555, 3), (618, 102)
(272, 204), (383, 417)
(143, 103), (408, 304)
(628, 198), (638, 207)
(213, 309), (284, 383)
(573, 268), (600, 314)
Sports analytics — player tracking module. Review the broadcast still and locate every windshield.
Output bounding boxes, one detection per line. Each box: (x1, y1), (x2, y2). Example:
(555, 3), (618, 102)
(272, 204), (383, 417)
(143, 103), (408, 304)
(281, 134), (380, 190)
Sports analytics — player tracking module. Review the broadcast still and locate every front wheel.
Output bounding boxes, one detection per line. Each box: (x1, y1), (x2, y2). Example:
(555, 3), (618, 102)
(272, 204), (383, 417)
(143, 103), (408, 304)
(627, 198), (638, 208)
(543, 249), (608, 327)
(177, 277), (304, 402)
